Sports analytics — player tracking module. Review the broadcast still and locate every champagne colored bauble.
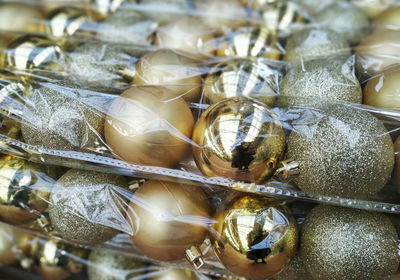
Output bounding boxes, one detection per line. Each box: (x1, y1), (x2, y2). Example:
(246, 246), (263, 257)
(314, 1), (370, 45)
(301, 205), (399, 280)
(274, 256), (312, 280)
(139, 0), (191, 23)
(87, 248), (147, 280)
(148, 268), (199, 280)
(217, 25), (282, 60)
(30, 237), (89, 280)
(192, 97), (285, 183)
(278, 56), (362, 108)
(134, 49), (202, 102)
(363, 65), (400, 109)
(351, 0), (395, 18)
(286, 104), (394, 198)
(0, 223), (31, 266)
(104, 86), (194, 168)
(212, 195), (298, 280)
(48, 169), (128, 245)
(154, 17), (216, 59)
(284, 28), (351, 63)
(127, 180), (210, 262)
(88, 0), (126, 21)
(355, 29), (400, 78)
(21, 83), (104, 153)
(374, 7), (400, 30)
(203, 58), (281, 107)
(0, 155), (51, 225)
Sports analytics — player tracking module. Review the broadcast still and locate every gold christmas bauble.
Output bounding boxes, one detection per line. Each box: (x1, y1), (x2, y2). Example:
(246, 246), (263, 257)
(212, 195), (298, 280)
(374, 6), (400, 30)
(147, 268), (199, 280)
(0, 155), (51, 225)
(355, 29), (400, 78)
(134, 49), (202, 103)
(87, 248), (147, 280)
(87, 0), (127, 21)
(192, 97), (285, 183)
(154, 17), (216, 59)
(278, 56), (362, 108)
(127, 180), (210, 262)
(48, 169), (129, 245)
(301, 205), (399, 280)
(351, 0), (395, 18)
(363, 65), (400, 109)
(104, 86), (194, 168)
(217, 25), (282, 60)
(203, 58), (281, 107)
(0, 223), (32, 266)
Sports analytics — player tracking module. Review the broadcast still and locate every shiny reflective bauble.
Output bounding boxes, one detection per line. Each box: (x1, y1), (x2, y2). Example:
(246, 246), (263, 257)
(1, 35), (67, 77)
(139, 0), (192, 23)
(104, 86), (194, 168)
(279, 56), (362, 108)
(147, 268), (199, 280)
(48, 169), (129, 245)
(374, 7), (400, 30)
(192, 97), (285, 183)
(355, 29), (400, 78)
(301, 205), (399, 280)
(87, 248), (147, 280)
(154, 17), (216, 59)
(351, 0), (394, 18)
(212, 195), (298, 280)
(30, 237), (89, 280)
(21, 83), (105, 153)
(274, 255), (311, 280)
(127, 180), (210, 262)
(0, 155), (51, 225)
(203, 58), (281, 107)
(0, 223), (31, 265)
(314, 2), (370, 45)
(363, 65), (400, 109)
(134, 49), (202, 102)
(287, 104), (394, 198)
(284, 28), (351, 63)
(217, 25), (282, 60)
(88, 0), (126, 21)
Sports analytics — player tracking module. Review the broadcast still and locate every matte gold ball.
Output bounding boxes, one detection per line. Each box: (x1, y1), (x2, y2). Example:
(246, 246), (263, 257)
(104, 86), (194, 168)
(374, 6), (400, 30)
(193, 97), (285, 183)
(147, 268), (199, 280)
(363, 65), (400, 109)
(127, 180), (210, 262)
(212, 195), (298, 280)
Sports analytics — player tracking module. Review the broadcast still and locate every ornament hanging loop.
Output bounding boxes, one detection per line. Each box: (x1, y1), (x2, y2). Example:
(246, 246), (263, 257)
(185, 246), (205, 270)
(274, 159), (300, 179)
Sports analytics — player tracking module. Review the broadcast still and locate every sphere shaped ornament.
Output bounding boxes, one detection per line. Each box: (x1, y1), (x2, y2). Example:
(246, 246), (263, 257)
(147, 268), (199, 280)
(284, 104), (394, 198)
(212, 195), (298, 280)
(88, 0), (127, 21)
(21, 83), (105, 153)
(278, 56), (362, 108)
(363, 65), (400, 109)
(127, 180), (210, 262)
(217, 25), (282, 60)
(104, 86), (194, 168)
(301, 205), (399, 280)
(87, 248), (147, 280)
(0, 155), (51, 225)
(134, 49), (202, 103)
(351, 0), (395, 18)
(203, 58), (282, 107)
(192, 97), (286, 183)
(374, 7), (400, 30)
(48, 169), (129, 245)
(0, 222), (32, 266)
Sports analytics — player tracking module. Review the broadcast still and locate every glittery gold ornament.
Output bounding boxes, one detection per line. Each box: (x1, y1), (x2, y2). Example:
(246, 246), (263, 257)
(127, 180), (210, 262)
(88, 0), (127, 21)
(0, 155), (51, 225)
(301, 205), (399, 280)
(277, 104), (394, 198)
(351, 0), (395, 18)
(104, 86), (194, 168)
(374, 7), (400, 30)
(217, 25), (282, 60)
(0, 222), (32, 266)
(274, 255), (311, 280)
(48, 169), (129, 245)
(363, 65), (400, 109)
(21, 83), (105, 153)
(139, 0), (192, 23)
(355, 29), (400, 78)
(154, 17), (216, 59)
(314, 1), (370, 45)
(147, 268), (199, 280)
(87, 248), (147, 280)
(134, 49), (202, 102)
(203, 58), (281, 107)
(192, 97), (285, 183)
(30, 237), (89, 280)
(278, 56), (362, 108)
(284, 28), (351, 63)
(212, 195), (298, 280)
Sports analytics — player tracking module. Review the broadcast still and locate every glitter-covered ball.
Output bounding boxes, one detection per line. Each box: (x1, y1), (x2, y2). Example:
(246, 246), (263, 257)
(49, 169), (129, 245)
(279, 56), (362, 108)
(287, 104), (394, 198)
(301, 205), (399, 280)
